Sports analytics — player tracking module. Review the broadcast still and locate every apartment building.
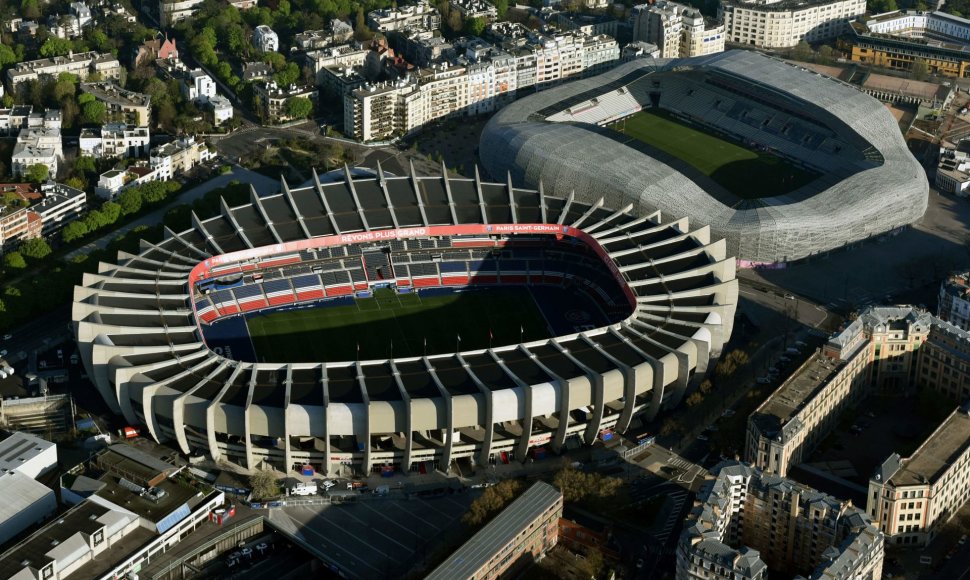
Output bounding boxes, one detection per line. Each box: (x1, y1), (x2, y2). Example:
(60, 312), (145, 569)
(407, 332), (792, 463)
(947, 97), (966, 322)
(254, 25), (279, 52)
(863, 9), (970, 42)
(80, 82), (151, 126)
(749, 306), (970, 477)
(79, 123), (150, 158)
(939, 272), (970, 330)
(868, 406), (970, 546)
(427, 481), (563, 579)
(718, 0), (865, 49)
(95, 166), (160, 199)
(208, 95), (234, 125)
(367, 0), (441, 32)
(450, 0), (498, 22)
(12, 127), (62, 177)
(294, 20), (355, 50)
(7, 51), (121, 88)
(844, 15), (970, 77)
(307, 44), (371, 93)
(32, 182), (87, 236)
(0, 182), (85, 245)
(183, 69), (216, 102)
(149, 136), (211, 180)
(344, 29), (618, 141)
(632, 1), (724, 58)
(679, 461), (884, 580)
(253, 82), (318, 124)
(151, 0), (205, 26)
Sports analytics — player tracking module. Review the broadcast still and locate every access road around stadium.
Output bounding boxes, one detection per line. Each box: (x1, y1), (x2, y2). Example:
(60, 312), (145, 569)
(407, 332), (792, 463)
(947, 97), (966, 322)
(743, 186), (970, 309)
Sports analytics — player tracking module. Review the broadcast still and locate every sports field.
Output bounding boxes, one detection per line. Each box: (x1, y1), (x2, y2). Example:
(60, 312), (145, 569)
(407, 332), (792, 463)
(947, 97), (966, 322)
(246, 287), (553, 363)
(612, 109), (819, 199)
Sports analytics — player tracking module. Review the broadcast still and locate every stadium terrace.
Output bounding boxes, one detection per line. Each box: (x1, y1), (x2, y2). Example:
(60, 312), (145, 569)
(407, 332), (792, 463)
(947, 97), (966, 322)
(73, 165), (737, 476)
(480, 50), (929, 266)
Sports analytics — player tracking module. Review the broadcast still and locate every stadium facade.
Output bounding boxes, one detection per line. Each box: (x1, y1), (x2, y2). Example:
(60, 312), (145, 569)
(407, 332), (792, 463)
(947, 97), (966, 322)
(73, 166), (737, 475)
(479, 50), (928, 266)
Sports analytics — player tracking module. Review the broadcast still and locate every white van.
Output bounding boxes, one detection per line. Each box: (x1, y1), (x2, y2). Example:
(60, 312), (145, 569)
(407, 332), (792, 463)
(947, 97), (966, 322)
(290, 482), (318, 496)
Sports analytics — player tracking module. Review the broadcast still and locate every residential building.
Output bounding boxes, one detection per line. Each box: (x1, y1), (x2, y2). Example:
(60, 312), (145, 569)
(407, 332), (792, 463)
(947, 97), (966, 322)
(183, 68), (216, 101)
(79, 123), (151, 158)
(133, 34), (178, 67)
(32, 182), (87, 236)
(844, 14), (970, 77)
(229, 0), (258, 8)
(621, 40), (661, 60)
(939, 272), (970, 330)
(12, 127), (62, 178)
(254, 24), (279, 52)
(749, 306), (970, 477)
(391, 28), (454, 67)
(150, 0), (205, 26)
(0, 444), (225, 580)
(0, 106), (61, 135)
(149, 136), (211, 180)
(294, 20), (354, 50)
(631, 1), (724, 58)
(80, 83), (152, 126)
(558, 512), (621, 562)
(936, 144), (970, 195)
(868, 405), (970, 546)
(426, 481), (563, 579)
(48, 14), (82, 39)
(863, 9), (970, 42)
(70, 2), (93, 27)
(306, 44), (370, 90)
(242, 61), (274, 82)
(208, 95), (234, 125)
(367, 0), (441, 32)
(450, 0), (498, 22)
(254, 82), (318, 124)
(718, 0), (865, 49)
(553, 13), (620, 37)
(95, 166), (160, 199)
(7, 52), (122, 89)
(678, 461), (884, 579)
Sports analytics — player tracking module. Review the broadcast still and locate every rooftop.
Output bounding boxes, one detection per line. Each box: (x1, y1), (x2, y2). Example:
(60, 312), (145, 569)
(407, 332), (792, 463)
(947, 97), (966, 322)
(888, 407), (970, 486)
(752, 353), (847, 436)
(80, 82), (151, 108)
(0, 470), (54, 529)
(0, 431), (55, 472)
(861, 73), (951, 103)
(426, 481), (562, 579)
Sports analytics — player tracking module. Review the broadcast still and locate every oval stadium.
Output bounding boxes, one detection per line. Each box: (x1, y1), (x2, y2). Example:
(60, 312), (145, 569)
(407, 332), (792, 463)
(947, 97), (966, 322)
(72, 166), (737, 475)
(480, 50), (929, 266)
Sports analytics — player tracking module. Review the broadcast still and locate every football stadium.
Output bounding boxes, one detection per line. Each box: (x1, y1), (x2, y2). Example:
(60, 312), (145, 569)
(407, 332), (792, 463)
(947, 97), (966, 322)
(480, 50), (929, 266)
(73, 166), (738, 476)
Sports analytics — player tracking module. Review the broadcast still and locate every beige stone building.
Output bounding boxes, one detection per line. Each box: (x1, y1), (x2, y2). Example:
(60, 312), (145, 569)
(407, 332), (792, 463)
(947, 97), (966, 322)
(718, 0), (865, 49)
(679, 461), (884, 580)
(631, 1), (725, 58)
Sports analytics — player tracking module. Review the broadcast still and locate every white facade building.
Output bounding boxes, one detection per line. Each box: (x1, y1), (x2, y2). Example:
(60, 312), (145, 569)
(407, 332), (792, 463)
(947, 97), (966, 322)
(719, 0), (866, 48)
(208, 95), (234, 125)
(184, 68), (216, 101)
(32, 182), (87, 236)
(149, 136), (211, 180)
(0, 432), (58, 548)
(253, 25), (279, 52)
(632, 1), (725, 58)
(79, 123), (150, 159)
(12, 127), (62, 177)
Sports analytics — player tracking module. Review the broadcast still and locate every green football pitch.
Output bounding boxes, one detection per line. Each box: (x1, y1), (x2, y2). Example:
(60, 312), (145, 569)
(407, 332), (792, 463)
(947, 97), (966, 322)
(612, 109), (819, 199)
(246, 287), (552, 363)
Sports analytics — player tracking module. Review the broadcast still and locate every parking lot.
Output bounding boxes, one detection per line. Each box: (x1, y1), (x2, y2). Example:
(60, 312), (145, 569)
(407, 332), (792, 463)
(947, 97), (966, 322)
(267, 490), (480, 579)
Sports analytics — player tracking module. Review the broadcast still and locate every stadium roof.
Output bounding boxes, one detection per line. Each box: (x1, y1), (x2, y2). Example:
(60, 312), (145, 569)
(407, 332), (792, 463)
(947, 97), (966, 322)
(426, 481), (562, 579)
(480, 50), (928, 264)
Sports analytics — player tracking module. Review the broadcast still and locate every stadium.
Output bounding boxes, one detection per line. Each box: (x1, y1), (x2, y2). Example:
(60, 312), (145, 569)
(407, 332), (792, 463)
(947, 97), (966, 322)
(72, 166), (737, 476)
(480, 50), (929, 266)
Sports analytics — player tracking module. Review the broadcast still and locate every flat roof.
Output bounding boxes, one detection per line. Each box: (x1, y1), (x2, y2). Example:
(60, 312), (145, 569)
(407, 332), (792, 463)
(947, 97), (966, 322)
(754, 353), (846, 431)
(0, 431), (55, 472)
(891, 408), (970, 486)
(426, 481), (562, 579)
(0, 470), (54, 527)
(862, 73), (951, 102)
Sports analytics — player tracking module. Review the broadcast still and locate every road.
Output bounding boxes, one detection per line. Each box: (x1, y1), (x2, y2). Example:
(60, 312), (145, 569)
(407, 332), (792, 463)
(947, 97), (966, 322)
(1, 304), (72, 366)
(64, 166), (280, 260)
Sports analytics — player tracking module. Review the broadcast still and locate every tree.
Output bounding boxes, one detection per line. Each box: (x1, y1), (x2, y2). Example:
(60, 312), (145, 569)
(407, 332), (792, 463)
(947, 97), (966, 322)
(25, 164), (49, 183)
(447, 10), (463, 33)
(74, 156), (97, 174)
(284, 96), (313, 119)
(64, 176), (86, 190)
(553, 465), (623, 503)
(40, 37), (73, 58)
(78, 92), (96, 106)
(20, 238), (51, 260)
(273, 62), (301, 86)
(576, 546), (604, 579)
(0, 45), (17, 68)
(686, 392), (704, 406)
(81, 100), (106, 125)
(791, 40), (813, 62)
(462, 479), (524, 526)
(101, 201), (122, 225)
(249, 469), (280, 500)
(494, 0), (509, 19)
(3, 252), (26, 269)
(21, 0), (40, 20)
(911, 58), (930, 81)
(659, 416), (680, 436)
(118, 189), (143, 215)
(354, 7), (373, 41)
(62, 220), (89, 243)
(464, 16), (487, 37)
(817, 45), (835, 65)
(53, 77), (76, 102)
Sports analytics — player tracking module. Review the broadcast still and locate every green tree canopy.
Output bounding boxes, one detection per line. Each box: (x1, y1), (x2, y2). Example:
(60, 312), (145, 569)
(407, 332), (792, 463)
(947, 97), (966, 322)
(40, 37), (73, 58)
(3, 252), (26, 269)
(464, 16), (486, 37)
(284, 96), (313, 119)
(273, 62), (301, 87)
(81, 100), (106, 125)
(118, 188), (143, 215)
(20, 237), (52, 260)
(62, 220), (89, 243)
(24, 164), (49, 183)
(0, 44), (17, 68)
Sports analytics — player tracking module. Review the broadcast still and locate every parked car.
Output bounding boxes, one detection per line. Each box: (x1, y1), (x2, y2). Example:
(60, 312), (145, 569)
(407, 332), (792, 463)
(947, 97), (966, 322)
(321, 479), (337, 490)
